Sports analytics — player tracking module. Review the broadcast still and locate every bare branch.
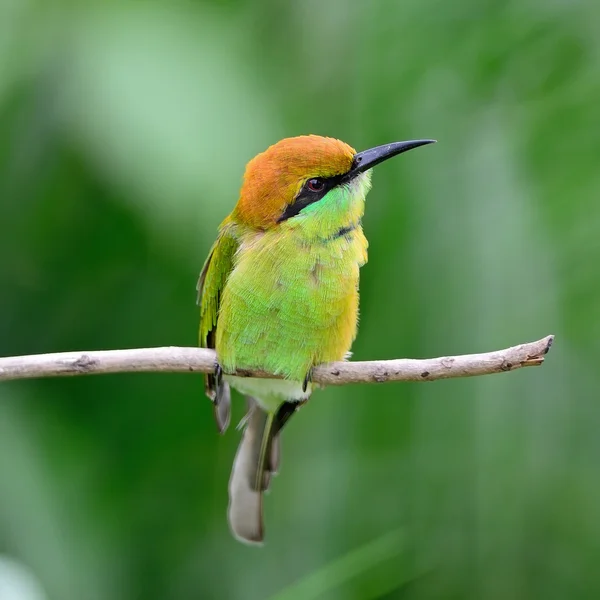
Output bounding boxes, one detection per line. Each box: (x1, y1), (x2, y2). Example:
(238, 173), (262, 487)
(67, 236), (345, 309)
(0, 336), (554, 386)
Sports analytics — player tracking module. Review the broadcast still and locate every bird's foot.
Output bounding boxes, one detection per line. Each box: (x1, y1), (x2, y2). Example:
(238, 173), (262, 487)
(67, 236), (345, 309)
(302, 369), (313, 393)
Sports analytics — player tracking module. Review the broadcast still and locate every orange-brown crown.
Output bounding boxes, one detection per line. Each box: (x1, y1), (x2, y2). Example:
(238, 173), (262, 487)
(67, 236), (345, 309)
(233, 135), (356, 229)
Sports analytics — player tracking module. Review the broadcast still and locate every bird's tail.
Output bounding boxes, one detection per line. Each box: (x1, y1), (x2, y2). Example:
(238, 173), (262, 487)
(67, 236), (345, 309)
(228, 397), (298, 544)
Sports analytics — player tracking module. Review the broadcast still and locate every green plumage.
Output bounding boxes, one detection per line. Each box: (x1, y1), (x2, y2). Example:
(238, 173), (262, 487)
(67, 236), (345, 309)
(201, 178), (370, 385)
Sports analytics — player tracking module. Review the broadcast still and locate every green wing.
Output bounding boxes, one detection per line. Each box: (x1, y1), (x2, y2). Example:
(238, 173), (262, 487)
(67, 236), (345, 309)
(197, 220), (239, 427)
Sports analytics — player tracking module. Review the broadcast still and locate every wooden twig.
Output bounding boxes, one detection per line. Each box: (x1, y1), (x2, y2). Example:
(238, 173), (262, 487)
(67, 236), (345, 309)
(0, 335), (554, 385)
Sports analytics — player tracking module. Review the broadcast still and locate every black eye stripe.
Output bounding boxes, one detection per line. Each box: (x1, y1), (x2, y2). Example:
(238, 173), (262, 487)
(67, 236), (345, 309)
(277, 174), (343, 222)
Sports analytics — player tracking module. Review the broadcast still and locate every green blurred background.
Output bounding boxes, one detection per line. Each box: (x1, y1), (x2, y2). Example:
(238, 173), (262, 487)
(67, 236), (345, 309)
(1, 0), (599, 598)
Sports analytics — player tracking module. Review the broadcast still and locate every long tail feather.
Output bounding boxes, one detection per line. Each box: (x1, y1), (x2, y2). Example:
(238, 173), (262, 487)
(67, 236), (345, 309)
(228, 398), (303, 544)
(228, 398), (275, 544)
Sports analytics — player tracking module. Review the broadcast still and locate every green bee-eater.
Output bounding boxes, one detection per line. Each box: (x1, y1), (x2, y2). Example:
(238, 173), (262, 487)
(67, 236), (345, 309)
(197, 135), (434, 543)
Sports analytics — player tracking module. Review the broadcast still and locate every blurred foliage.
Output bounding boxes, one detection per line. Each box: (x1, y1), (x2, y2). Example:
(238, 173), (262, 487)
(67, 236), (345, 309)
(1, 0), (599, 598)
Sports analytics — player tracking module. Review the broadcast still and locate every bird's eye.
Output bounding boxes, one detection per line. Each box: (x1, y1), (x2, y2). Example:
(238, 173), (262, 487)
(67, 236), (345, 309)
(306, 178), (325, 193)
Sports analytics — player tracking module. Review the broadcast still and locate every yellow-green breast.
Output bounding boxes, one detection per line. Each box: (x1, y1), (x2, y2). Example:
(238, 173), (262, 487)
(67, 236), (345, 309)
(216, 174), (370, 389)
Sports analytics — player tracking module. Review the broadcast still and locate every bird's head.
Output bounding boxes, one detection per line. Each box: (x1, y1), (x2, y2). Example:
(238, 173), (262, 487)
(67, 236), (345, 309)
(234, 134), (435, 229)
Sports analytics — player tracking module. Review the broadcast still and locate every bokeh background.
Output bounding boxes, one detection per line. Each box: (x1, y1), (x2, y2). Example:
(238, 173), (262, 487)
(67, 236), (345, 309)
(1, 0), (599, 598)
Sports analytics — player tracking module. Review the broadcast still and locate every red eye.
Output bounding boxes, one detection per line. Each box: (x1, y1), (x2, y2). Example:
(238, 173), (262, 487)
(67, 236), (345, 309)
(307, 178), (325, 192)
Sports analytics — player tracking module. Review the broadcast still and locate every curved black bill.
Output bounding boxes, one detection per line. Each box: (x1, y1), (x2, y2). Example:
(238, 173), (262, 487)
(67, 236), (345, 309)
(343, 139), (436, 182)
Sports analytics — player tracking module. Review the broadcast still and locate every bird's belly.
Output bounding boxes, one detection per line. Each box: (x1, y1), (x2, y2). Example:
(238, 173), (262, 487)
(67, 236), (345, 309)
(224, 375), (310, 406)
(216, 229), (367, 384)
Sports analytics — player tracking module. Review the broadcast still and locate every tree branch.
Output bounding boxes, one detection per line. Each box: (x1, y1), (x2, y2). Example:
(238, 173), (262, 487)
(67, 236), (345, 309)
(0, 335), (554, 386)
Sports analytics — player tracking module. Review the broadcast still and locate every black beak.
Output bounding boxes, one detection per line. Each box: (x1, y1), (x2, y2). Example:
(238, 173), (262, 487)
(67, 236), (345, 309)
(342, 139), (436, 182)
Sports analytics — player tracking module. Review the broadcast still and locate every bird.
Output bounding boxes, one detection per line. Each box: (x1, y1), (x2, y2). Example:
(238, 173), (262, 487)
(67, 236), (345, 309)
(197, 134), (434, 544)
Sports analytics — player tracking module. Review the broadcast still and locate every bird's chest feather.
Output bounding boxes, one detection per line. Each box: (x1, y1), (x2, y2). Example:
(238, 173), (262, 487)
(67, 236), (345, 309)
(216, 224), (368, 380)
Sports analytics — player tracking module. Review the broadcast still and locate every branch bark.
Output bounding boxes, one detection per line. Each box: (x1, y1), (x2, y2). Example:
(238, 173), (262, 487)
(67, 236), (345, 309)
(0, 335), (554, 386)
